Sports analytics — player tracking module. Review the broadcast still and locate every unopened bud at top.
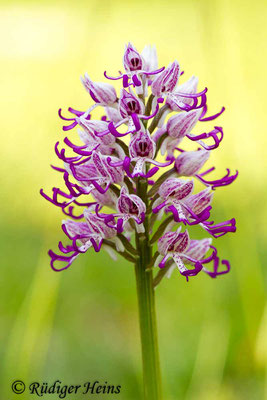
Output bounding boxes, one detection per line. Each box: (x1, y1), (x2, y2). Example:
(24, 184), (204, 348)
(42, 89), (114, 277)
(175, 149), (210, 176)
(123, 43), (143, 72)
(141, 44), (158, 72)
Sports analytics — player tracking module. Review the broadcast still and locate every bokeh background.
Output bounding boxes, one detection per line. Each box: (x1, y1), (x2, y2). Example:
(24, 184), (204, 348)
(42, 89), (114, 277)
(1, 0), (267, 399)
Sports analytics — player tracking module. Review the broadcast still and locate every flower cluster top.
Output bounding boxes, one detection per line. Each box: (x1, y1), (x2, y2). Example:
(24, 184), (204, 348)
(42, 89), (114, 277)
(41, 43), (238, 283)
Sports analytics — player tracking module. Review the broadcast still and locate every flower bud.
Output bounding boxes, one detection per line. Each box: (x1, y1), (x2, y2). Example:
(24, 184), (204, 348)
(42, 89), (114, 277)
(175, 149), (210, 176)
(123, 42), (143, 72)
(151, 61), (180, 96)
(185, 188), (214, 215)
(141, 44), (158, 72)
(159, 178), (194, 201)
(158, 229), (189, 255)
(167, 108), (202, 142)
(81, 73), (117, 105)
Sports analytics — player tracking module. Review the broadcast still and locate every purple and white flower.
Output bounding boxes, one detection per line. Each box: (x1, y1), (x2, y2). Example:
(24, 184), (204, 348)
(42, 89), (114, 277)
(41, 42), (237, 280)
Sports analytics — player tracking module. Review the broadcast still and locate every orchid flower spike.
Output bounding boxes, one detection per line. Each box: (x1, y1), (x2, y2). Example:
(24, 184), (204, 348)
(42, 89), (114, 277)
(41, 42), (237, 283)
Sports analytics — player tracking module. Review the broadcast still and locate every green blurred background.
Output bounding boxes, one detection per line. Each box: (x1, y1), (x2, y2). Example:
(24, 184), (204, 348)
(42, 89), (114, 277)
(1, 0), (267, 399)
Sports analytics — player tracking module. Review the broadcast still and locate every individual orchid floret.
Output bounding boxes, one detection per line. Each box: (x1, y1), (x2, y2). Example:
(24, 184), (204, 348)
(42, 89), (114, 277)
(117, 187), (146, 231)
(175, 149), (210, 176)
(152, 178), (194, 219)
(123, 42), (144, 72)
(157, 228), (202, 279)
(166, 75), (199, 111)
(76, 119), (125, 159)
(153, 179), (235, 238)
(167, 109), (202, 140)
(104, 43), (165, 93)
(58, 119), (116, 157)
(160, 108), (202, 159)
(183, 191), (236, 238)
(66, 151), (124, 197)
(151, 61), (180, 97)
(121, 130), (172, 178)
(81, 73), (117, 105)
(49, 213), (117, 271)
(181, 239), (230, 278)
(95, 90), (164, 139)
(174, 149), (238, 189)
(119, 88), (145, 118)
(97, 187), (146, 234)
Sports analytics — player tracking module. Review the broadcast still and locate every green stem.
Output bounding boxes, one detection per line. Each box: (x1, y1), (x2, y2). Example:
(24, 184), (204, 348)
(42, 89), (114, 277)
(135, 178), (162, 400)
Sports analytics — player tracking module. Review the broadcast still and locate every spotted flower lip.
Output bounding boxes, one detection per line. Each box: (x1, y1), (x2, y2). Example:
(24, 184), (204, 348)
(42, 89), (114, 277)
(41, 42), (237, 280)
(151, 61), (180, 97)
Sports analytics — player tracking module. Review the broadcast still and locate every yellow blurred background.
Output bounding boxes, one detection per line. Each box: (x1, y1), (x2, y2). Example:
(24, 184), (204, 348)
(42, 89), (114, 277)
(1, 0), (267, 399)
